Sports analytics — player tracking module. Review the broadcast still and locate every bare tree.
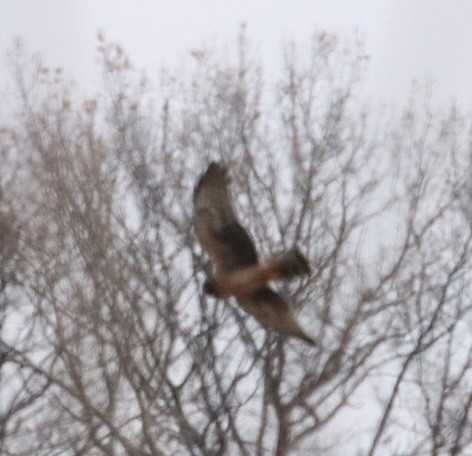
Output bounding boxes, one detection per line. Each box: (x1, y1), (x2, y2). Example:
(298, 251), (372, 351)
(1, 31), (472, 455)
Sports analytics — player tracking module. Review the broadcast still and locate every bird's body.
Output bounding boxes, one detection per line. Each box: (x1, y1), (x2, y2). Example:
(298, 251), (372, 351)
(193, 162), (315, 346)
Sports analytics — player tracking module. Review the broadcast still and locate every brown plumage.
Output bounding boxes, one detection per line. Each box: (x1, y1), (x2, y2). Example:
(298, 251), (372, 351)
(193, 162), (316, 346)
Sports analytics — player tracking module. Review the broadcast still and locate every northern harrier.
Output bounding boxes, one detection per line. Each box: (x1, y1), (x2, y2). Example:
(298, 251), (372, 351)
(193, 162), (316, 345)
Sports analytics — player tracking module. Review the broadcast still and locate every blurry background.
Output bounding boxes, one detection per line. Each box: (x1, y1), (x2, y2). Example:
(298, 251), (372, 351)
(2, 2), (472, 455)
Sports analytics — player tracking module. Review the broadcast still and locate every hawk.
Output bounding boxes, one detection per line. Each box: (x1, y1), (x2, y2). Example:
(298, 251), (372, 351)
(193, 162), (316, 346)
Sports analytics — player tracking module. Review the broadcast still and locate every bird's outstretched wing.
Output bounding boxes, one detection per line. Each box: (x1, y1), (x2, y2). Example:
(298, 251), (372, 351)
(193, 162), (315, 345)
(193, 162), (258, 273)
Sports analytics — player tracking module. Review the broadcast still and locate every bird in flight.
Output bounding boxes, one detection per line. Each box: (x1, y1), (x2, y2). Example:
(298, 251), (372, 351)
(193, 162), (316, 345)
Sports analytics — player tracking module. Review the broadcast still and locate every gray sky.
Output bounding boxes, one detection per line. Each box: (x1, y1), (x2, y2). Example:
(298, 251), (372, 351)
(1, 1), (472, 107)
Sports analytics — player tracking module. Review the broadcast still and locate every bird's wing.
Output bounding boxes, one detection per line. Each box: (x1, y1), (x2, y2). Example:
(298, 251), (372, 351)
(193, 162), (258, 273)
(237, 287), (316, 346)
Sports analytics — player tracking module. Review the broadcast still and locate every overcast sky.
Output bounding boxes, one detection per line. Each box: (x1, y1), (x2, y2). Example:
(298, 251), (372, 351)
(1, 1), (472, 108)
